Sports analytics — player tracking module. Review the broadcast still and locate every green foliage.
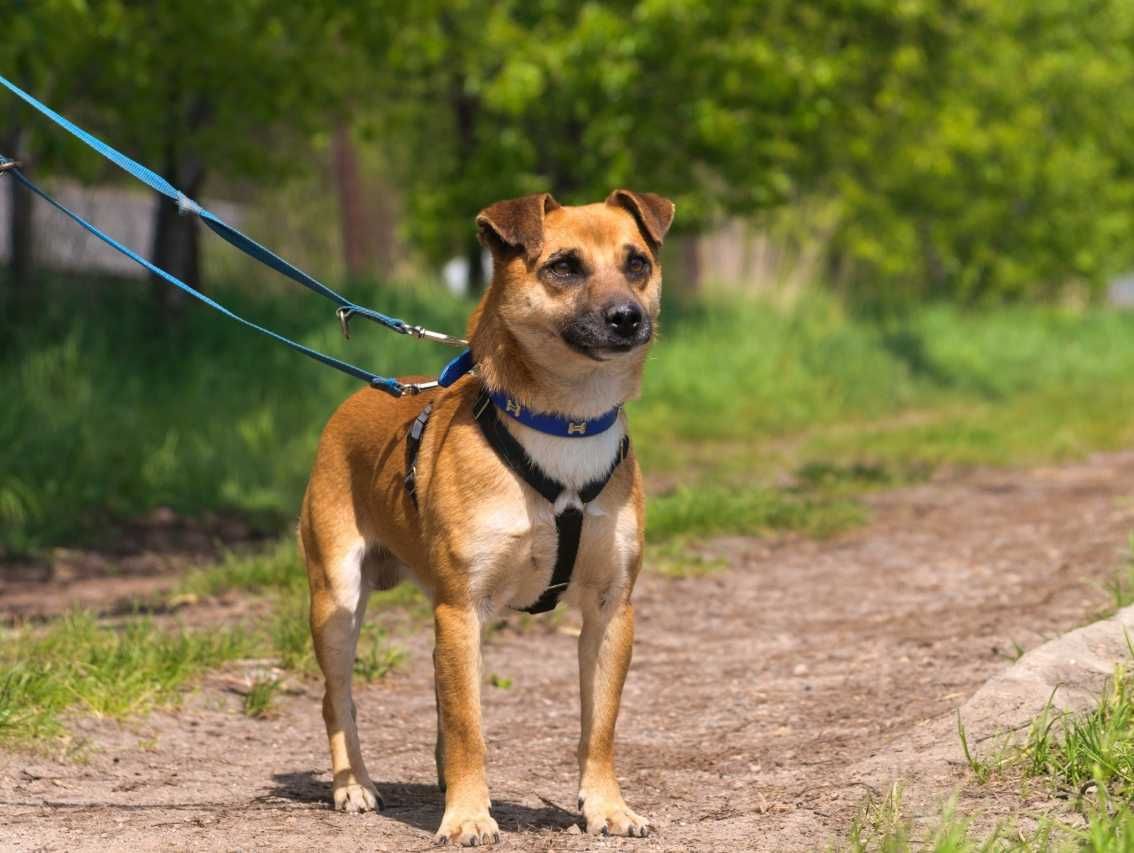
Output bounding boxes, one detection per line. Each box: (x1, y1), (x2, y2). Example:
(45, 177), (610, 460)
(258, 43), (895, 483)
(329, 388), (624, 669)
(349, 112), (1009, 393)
(346, 0), (873, 257)
(5, 2), (1134, 300)
(336, 0), (1134, 299)
(6, 2), (348, 184)
(829, 0), (1134, 301)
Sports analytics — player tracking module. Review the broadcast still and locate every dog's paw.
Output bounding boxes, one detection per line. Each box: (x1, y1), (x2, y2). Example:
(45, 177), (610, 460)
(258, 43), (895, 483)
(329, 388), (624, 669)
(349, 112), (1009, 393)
(432, 808), (500, 846)
(333, 779), (382, 814)
(578, 792), (651, 838)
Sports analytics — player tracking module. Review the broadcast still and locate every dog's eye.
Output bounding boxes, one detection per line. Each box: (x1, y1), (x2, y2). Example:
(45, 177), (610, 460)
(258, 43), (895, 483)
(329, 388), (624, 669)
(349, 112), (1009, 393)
(626, 254), (650, 277)
(543, 254), (583, 282)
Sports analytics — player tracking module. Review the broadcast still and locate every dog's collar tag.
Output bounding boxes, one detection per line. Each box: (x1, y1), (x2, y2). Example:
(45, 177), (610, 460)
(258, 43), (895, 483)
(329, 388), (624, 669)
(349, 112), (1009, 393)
(486, 389), (621, 438)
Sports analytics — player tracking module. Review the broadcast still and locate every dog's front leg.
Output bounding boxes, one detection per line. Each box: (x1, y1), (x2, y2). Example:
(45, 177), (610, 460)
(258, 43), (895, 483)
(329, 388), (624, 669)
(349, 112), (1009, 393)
(432, 602), (500, 846)
(577, 599), (651, 837)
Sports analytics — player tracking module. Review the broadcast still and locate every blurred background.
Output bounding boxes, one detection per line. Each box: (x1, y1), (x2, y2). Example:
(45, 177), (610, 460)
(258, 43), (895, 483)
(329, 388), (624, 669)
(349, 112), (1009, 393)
(3, 0), (1134, 563)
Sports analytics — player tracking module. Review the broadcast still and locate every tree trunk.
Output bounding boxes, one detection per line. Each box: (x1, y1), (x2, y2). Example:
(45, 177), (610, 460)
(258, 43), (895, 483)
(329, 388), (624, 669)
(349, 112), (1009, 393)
(332, 122), (377, 281)
(465, 237), (485, 292)
(151, 150), (205, 309)
(680, 233), (702, 294)
(449, 63), (486, 294)
(3, 126), (34, 308)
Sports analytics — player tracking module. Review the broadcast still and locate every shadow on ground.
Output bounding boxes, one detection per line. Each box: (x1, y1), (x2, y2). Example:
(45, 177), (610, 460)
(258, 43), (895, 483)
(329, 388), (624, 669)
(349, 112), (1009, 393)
(265, 771), (580, 834)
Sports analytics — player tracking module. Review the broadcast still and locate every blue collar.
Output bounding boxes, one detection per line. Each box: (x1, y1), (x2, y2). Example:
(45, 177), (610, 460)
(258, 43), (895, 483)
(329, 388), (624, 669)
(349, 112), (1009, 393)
(437, 348), (622, 438)
(487, 389), (620, 438)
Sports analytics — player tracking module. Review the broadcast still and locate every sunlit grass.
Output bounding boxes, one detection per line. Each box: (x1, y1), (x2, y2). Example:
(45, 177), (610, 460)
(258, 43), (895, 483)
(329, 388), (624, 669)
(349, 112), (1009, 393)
(845, 623), (1134, 851)
(647, 482), (866, 543)
(0, 540), (419, 745)
(7, 280), (1134, 553)
(0, 611), (252, 745)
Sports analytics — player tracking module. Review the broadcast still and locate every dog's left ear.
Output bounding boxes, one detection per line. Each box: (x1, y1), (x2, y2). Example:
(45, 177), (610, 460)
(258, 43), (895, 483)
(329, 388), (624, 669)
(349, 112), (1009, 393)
(476, 193), (561, 262)
(606, 189), (676, 249)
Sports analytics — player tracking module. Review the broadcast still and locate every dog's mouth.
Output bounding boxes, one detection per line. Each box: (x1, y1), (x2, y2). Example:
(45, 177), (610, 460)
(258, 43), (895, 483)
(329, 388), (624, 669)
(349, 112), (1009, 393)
(562, 337), (639, 361)
(560, 312), (652, 361)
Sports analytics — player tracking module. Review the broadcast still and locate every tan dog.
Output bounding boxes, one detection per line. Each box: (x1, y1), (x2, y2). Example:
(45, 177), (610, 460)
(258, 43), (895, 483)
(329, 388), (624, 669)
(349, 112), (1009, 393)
(298, 189), (674, 846)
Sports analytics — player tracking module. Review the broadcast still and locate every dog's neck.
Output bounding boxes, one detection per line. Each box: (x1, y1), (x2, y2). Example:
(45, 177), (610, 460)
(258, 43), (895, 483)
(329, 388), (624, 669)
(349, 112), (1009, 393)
(469, 301), (644, 491)
(470, 309), (644, 421)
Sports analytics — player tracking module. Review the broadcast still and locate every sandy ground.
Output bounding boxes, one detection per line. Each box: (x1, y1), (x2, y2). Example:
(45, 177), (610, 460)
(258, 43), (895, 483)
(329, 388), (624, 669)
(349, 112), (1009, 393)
(3, 451), (1134, 852)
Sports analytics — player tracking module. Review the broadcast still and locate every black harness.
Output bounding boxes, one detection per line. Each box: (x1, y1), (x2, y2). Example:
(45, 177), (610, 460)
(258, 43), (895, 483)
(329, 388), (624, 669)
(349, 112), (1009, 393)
(404, 390), (630, 614)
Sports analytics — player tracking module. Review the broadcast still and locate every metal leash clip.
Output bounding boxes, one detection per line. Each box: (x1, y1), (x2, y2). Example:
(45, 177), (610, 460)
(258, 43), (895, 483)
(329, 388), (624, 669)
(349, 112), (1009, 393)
(338, 305), (468, 347)
(404, 325), (468, 347)
(0, 158), (22, 174)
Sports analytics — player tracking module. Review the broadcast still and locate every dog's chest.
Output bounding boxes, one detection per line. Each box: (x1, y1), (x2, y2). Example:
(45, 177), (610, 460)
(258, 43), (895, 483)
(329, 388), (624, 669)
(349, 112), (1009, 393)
(460, 483), (636, 615)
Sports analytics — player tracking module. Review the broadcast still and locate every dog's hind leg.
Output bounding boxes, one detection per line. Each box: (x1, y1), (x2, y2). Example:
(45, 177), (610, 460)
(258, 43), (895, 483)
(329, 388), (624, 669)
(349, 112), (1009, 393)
(305, 532), (382, 813)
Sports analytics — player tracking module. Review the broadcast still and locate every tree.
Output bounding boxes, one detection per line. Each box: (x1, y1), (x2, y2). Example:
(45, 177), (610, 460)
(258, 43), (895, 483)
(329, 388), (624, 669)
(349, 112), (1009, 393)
(73, 1), (350, 302)
(824, 0), (1134, 301)
(0, 0), (94, 305)
(345, 0), (859, 288)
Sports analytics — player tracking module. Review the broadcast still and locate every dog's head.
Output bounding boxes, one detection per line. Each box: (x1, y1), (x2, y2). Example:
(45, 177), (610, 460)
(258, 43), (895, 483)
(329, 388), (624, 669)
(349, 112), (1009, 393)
(471, 190), (674, 378)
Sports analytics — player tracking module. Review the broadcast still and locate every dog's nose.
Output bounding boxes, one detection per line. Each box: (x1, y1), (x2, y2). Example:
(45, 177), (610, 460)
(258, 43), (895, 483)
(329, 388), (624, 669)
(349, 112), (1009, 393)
(603, 302), (643, 339)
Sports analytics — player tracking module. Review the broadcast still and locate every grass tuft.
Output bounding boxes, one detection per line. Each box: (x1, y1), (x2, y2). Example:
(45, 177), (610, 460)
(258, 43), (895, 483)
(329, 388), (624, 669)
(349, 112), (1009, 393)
(242, 677), (282, 719)
(354, 627), (406, 682)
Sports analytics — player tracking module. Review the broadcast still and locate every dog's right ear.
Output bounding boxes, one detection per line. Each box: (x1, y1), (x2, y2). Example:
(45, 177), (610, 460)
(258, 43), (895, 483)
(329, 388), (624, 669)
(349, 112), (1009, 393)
(476, 193), (560, 262)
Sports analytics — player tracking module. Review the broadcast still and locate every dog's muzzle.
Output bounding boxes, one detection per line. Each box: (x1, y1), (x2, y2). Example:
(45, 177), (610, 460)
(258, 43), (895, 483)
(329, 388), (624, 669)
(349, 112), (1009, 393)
(561, 300), (652, 357)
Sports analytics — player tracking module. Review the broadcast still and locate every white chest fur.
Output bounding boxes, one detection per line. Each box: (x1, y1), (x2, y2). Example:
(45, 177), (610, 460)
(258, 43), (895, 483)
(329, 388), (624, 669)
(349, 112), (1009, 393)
(504, 415), (627, 493)
(456, 416), (635, 616)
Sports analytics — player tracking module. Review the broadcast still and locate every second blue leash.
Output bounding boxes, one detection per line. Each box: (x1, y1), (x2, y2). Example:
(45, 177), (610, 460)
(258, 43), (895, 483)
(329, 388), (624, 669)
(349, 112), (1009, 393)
(0, 157), (455, 397)
(0, 73), (467, 351)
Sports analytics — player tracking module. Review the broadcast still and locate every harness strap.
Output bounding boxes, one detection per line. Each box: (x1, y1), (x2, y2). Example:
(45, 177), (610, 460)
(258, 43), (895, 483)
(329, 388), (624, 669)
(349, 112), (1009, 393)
(404, 403), (434, 507)
(401, 390), (630, 613)
(471, 391), (630, 614)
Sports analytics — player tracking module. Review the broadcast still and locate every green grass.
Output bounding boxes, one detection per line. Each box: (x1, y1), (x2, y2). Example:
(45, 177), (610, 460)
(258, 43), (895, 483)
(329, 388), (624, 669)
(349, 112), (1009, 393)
(843, 630), (1134, 851)
(176, 539), (306, 598)
(6, 279), (1134, 554)
(1018, 659), (1134, 804)
(1103, 537), (1134, 615)
(242, 677), (282, 719)
(0, 540), (416, 745)
(0, 611), (252, 745)
(648, 482), (866, 542)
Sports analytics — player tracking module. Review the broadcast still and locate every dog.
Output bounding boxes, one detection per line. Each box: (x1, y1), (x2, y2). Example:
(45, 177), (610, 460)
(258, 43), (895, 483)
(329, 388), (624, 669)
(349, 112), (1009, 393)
(298, 189), (674, 846)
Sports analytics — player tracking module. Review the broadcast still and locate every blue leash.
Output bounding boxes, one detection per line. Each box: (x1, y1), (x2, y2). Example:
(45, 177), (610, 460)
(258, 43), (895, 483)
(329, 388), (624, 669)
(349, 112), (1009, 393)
(0, 75), (468, 397)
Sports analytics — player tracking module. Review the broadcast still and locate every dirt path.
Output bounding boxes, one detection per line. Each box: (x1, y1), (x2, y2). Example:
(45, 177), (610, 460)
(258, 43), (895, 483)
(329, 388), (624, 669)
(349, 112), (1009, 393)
(3, 452), (1134, 852)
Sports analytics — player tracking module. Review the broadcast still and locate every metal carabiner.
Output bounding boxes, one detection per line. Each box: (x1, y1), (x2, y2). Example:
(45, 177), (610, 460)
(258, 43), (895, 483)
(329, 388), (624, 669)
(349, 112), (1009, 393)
(336, 306), (355, 339)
